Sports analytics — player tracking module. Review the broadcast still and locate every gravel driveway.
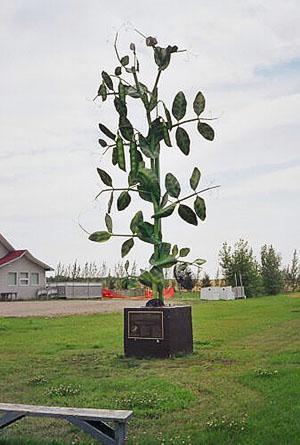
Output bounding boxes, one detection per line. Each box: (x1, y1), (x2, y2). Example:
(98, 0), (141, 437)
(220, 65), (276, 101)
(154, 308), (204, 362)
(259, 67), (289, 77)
(0, 299), (147, 318)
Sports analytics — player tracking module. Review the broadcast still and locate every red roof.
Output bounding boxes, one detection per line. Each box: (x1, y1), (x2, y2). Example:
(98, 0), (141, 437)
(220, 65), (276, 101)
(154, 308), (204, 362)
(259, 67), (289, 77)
(0, 250), (26, 267)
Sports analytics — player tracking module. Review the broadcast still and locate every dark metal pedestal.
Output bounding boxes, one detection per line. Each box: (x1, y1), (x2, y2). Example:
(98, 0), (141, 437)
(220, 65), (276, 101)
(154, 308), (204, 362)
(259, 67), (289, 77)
(124, 305), (193, 358)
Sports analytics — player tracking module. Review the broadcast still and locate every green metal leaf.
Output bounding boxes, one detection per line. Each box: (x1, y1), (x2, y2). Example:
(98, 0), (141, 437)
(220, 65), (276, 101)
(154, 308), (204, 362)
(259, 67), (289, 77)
(97, 168), (112, 187)
(137, 221), (154, 244)
(194, 196), (206, 221)
(190, 167), (201, 191)
(130, 210), (144, 234)
(89, 231), (111, 243)
(193, 92), (205, 116)
(168, 45), (178, 53)
(114, 97), (127, 117)
(149, 87), (158, 112)
(148, 118), (165, 147)
(136, 150), (143, 163)
(149, 253), (156, 265)
(163, 124), (172, 147)
(141, 92), (149, 109)
(165, 173), (181, 198)
(119, 116), (134, 141)
(98, 139), (107, 148)
(160, 242), (171, 256)
(126, 83), (148, 99)
(197, 122), (215, 141)
(117, 191), (131, 211)
(118, 82), (126, 102)
(105, 213), (113, 232)
(178, 204), (198, 226)
(150, 266), (164, 284)
(139, 270), (152, 287)
(101, 71), (113, 90)
(116, 137), (126, 171)
(154, 45), (178, 71)
(121, 238), (134, 257)
(163, 104), (173, 129)
(152, 256), (177, 268)
(172, 245), (178, 256)
(126, 86), (139, 98)
(161, 192), (169, 208)
(152, 204), (176, 219)
(137, 167), (161, 203)
(107, 192), (114, 214)
(137, 186), (152, 203)
(172, 91), (187, 121)
(176, 127), (190, 155)
(128, 171), (137, 187)
(112, 146), (118, 165)
(136, 221), (156, 244)
(180, 248), (190, 257)
(154, 47), (171, 70)
(98, 83), (107, 101)
(120, 55), (129, 66)
(124, 259), (129, 272)
(193, 258), (206, 267)
(138, 133), (157, 159)
(99, 123), (116, 141)
(115, 66), (122, 76)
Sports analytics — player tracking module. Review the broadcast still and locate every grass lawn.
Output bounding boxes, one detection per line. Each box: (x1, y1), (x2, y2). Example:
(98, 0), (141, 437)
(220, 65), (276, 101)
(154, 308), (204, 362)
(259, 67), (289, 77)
(0, 293), (299, 444)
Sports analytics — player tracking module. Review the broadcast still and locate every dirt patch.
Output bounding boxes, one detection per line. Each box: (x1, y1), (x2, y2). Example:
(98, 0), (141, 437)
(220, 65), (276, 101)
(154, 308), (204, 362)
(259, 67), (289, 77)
(0, 299), (146, 318)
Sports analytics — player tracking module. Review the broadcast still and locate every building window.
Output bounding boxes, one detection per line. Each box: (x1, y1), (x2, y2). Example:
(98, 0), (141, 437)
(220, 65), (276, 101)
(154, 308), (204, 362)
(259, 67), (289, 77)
(19, 272), (29, 286)
(8, 272), (17, 286)
(31, 272), (40, 286)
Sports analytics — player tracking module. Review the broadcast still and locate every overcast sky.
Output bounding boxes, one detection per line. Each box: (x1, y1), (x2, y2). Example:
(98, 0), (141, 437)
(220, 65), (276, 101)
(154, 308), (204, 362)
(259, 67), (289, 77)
(1, 0), (299, 277)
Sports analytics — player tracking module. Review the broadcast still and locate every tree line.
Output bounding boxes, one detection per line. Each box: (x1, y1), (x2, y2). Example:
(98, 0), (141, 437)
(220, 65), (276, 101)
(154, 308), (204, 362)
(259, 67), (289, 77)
(48, 260), (138, 284)
(219, 240), (299, 297)
(48, 240), (299, 296)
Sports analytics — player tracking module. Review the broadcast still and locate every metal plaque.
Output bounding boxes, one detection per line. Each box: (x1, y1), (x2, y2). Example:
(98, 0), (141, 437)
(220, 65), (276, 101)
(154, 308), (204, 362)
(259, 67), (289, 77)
(127, 311), (164, 340)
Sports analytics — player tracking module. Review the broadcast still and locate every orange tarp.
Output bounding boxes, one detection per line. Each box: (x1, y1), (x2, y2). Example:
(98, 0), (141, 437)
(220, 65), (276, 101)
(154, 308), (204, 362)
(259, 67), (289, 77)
(102, 287), (175, 300)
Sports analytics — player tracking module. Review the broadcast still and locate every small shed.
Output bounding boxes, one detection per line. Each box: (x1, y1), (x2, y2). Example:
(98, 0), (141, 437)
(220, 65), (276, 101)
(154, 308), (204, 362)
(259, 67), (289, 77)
(46, 282), (102, 299)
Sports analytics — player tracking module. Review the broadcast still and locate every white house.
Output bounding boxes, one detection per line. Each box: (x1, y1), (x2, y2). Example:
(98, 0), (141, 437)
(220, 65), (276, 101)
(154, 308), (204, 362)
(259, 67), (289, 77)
(0, 233), (53, 300)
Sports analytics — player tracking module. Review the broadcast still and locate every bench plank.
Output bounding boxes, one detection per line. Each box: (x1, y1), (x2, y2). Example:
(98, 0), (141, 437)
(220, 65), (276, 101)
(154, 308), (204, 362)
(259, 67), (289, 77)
(0, 412), (24, 429)
(0, 403), (132, 445)
(0, 404), (132, 422)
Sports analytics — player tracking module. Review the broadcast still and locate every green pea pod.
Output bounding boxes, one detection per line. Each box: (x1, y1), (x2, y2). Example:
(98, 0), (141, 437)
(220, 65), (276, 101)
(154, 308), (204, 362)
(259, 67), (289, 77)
(129, 140), (138, 177)
(116, 136), (126, 171)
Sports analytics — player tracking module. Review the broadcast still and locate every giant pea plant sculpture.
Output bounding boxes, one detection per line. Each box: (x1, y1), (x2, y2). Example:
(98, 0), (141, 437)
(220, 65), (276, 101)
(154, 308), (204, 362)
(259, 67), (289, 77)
(89, 34), (218, 303)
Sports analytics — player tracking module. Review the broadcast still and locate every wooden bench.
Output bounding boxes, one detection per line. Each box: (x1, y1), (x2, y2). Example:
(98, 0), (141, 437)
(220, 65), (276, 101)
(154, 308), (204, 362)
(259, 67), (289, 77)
(0, 403), (132, 445)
